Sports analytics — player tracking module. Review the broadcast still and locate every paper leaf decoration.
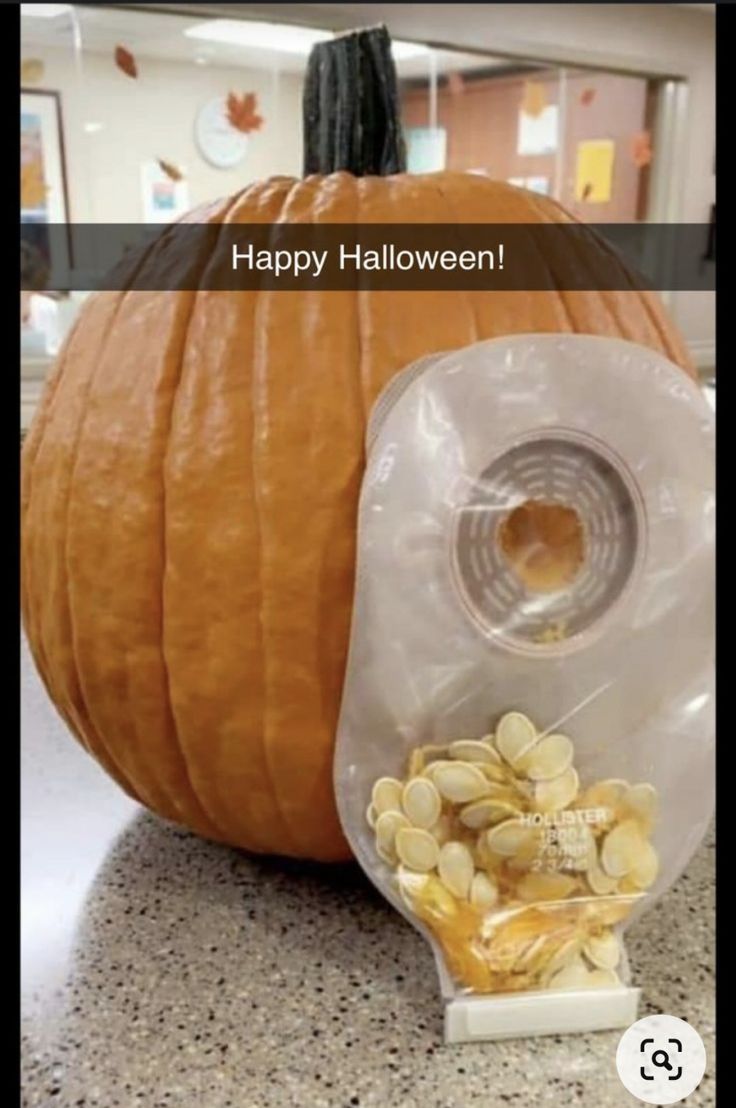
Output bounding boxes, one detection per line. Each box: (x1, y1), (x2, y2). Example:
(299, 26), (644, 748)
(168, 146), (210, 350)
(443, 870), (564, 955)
(21, 58), (44, 85)
(158, 159), (184, 182)
(115, 45), (138, 79)
(580, 87), (596, 107)
(226, 92), (264, 134)
(631, 131), (653, 169)
(521, 81), (547, 119)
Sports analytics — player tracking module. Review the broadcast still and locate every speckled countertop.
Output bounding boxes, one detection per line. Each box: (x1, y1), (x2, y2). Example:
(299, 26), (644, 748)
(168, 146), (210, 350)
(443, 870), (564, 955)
(21, 638), (715, 1108)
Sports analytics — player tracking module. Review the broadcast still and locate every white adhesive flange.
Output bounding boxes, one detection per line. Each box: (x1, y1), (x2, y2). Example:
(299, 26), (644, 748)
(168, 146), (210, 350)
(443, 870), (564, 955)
(444, 986), (640, 1044)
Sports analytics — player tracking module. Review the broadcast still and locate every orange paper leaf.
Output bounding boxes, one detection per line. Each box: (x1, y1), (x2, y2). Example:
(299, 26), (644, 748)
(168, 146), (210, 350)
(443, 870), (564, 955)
(158, 158), (184, 182)
(521, 81), (547, 119)
(580, 87), (596, 107)
(631, 131), (653, 169)
(115, 45), (138, 79)
(226, 91), (264, 134)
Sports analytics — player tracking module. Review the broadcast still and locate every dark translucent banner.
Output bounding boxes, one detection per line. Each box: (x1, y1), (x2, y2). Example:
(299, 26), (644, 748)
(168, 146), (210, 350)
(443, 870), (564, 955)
(20, 222), (714, 293)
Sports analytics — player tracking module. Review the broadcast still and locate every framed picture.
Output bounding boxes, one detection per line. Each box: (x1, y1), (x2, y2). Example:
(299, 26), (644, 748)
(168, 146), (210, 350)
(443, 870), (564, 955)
(21, 88), (71, 288)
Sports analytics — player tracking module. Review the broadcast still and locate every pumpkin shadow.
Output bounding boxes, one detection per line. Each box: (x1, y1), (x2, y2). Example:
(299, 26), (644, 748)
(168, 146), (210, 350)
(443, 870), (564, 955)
(71, 809), (443, 1032)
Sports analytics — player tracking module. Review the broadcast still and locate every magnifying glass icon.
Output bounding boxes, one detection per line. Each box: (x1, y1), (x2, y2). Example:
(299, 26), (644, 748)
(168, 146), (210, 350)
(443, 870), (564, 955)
(652, 1050), (673, 1071)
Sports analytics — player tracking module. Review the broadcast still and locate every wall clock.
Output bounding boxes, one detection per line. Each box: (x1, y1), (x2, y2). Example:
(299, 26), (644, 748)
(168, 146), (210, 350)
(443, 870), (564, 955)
(194, 97), (248, 169)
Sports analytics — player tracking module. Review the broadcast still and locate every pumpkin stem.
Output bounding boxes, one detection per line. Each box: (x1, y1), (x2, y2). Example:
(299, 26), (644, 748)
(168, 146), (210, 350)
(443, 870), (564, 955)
(303, 24), (407, 176)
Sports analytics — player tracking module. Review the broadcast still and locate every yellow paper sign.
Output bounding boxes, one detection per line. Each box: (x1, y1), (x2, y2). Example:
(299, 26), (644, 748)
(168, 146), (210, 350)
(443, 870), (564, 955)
(521, 81), (548, 119)
(575, 140), (615, 203)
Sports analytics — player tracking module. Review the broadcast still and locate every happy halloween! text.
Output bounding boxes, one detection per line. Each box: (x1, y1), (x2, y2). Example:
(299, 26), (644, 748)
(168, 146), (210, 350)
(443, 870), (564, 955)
(231, 242), (504, 278)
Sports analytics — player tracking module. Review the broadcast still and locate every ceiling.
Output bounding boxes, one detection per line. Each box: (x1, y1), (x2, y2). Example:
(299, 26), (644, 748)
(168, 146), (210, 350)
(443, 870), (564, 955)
(20, 5), (515, 78)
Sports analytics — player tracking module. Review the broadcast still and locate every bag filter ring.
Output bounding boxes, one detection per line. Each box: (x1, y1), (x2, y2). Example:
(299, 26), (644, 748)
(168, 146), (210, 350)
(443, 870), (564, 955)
(452, 426), (646, 657)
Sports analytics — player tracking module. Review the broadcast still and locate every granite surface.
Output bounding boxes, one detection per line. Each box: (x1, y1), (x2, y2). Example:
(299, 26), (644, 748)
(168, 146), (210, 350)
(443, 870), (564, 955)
(21, 639), (715, 1107)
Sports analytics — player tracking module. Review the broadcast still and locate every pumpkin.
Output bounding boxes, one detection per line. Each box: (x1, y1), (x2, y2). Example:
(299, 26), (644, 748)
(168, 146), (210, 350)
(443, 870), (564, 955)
(21, 28), (693, 862)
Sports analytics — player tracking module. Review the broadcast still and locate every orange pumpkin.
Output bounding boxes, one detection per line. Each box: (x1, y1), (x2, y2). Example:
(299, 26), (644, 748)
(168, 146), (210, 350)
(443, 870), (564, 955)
(21, 29), (693, 862)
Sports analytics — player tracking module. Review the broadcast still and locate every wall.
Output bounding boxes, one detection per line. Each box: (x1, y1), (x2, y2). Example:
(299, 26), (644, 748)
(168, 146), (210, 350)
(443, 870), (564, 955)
(403, 69), (651, 222)
(23, 45), (304, 223)
(208, 2), (714, 361)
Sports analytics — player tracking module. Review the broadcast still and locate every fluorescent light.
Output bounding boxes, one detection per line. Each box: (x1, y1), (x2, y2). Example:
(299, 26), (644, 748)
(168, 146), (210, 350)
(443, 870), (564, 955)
(84, 121), (103, 133)
(184, 19), (431, 61)
(391, 40), (431, 61)
(184, 20), (331, 54)
(20, 3), (72, 17)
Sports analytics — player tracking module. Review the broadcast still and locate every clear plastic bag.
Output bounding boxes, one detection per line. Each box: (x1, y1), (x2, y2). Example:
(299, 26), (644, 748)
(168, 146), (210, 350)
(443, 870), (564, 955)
(334, 334), (714, 1032)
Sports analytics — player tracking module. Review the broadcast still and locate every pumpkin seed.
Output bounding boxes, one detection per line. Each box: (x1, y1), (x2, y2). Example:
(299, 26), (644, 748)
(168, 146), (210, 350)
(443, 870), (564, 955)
(506, 832), (544, 871)
(486, 818), (537, 857)
(374, 810), (410, 861)
(549, 959), (620, 990)
(407, 748), (424, 779)
(367, 718), (660, 996)
(395, 826), (440, 872)
(495, 711), (538, 766)
(623, 782), (659, 825)
(588, 968), (621, 988)
(583, 930), (620, 970)
(547, 957), (594, 990)
(543, 937), (583, 980)
(428, 812), (454, 846)
(534, 766), (579, 812)
(478, 761), (512, 784)
(371, 777), (404, 815)
(600, 819), (644, 878)
(437, 841), (475, 899)
(564, 822), (597, 866)
(449, 739), (501, 764)
(479, 734), (503, 760)
(587, 858), (619, 896)
(401, 776), (442, 830)
(516, 871), (578, 902)
(422, 759), (457, 780)
(575, 779), (628, 812)
(459, 797), (523, 829)
(432, 761), (491, 803)
(472, 831), (495, 870)
(617, 875), (644, 895)
(408, 744), (449, 778)
(628, 839), (659, 889)
(518, 733), (574, 781)
(469, 871), (499, 911)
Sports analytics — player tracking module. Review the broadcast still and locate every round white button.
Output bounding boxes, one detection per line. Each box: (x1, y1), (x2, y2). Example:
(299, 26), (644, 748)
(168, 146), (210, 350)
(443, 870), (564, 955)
(616, 1015), (707, 1105)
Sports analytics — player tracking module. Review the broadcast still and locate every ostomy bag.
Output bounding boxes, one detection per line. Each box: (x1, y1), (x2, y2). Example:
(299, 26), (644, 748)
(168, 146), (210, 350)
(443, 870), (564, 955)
(334, 334), (714, 1043)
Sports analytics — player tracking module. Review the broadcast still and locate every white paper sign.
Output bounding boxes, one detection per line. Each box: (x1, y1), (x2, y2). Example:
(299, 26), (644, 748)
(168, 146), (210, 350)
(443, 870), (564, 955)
(140, 161), (190, 224)
(517, 105), (558, 156)
(405, 127), (447, 173)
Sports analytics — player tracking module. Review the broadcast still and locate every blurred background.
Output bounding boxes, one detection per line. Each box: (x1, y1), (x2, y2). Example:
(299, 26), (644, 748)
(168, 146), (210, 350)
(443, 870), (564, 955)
(21, 2), (715, 430)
